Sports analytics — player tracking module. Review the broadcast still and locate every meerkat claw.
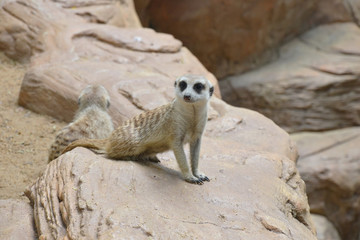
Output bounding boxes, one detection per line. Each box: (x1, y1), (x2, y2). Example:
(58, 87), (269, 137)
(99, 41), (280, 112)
(201, 176), (210, 182)
(196, 179), (204, 185)
(195, 173), (210, 182)
(186, 177), (204, 185)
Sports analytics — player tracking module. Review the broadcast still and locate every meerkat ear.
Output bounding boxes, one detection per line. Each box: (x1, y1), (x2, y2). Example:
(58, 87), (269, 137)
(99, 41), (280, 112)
(174, 81), (177, 87)
(209, 86), (214, 97)
(77, 97), (81, 106)
(106, 99), (110, 108)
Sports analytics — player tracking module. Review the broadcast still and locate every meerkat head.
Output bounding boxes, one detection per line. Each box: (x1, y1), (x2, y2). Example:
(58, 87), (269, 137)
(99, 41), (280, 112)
(174, 75), (214, 104)
(77, 84), (111, 110)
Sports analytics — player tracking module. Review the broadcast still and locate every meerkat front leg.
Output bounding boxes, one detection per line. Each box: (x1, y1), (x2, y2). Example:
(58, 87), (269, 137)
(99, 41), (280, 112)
(172, 140), (203, 184)
(190, 137), (209, 182)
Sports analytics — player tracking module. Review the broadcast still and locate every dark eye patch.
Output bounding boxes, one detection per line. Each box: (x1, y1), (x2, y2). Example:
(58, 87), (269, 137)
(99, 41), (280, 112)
(179, 81), (187, 92)
(193, 83), (205, 94)
(209, 86), (214, 96)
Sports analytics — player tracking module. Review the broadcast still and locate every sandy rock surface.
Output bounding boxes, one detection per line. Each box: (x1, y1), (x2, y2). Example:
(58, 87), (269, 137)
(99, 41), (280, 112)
(292, 127), (360, 240)
(0, 53), (65, 200)
(27, 98), (315, 240)
(221, 23), (360, 132)
(0, 199), (37, 239)
(0, 0), (141, 63)
(135, 0), (357, 78)
(54, 0), (142, 27)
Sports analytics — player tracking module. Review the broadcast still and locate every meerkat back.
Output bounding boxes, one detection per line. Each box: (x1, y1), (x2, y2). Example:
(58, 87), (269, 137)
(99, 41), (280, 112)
(48, 85), (114, 161)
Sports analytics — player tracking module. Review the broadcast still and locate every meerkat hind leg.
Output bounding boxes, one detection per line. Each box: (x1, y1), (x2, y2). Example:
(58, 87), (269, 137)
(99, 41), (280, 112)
(139, 154), (161, 163)
(147, 155), (161, 163)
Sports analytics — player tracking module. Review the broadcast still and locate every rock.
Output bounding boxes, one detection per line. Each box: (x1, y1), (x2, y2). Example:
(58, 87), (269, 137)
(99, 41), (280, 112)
(54, 0), (142, 27)
(0, 199), (36, 239)
(134, 0), (356, 78)
(0, 0), (221, 124)
(18, 25), (220, 124)
(312, 214), (341, 240)
(1, 1), (316, 239)
(292, 127), (360, 240)
(26, 98), (315, 240)
(221, 23), (360, 132)
(0, 0), (140, 63)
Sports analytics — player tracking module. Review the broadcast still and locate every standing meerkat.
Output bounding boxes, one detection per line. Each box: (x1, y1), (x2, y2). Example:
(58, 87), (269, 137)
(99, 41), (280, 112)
(48, 84), (114, 161)
(62, 75), (214, 184)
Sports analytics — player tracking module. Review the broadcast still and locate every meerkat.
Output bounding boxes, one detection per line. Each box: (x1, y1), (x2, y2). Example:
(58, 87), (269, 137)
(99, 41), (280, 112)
(48, 84), (114, 161)
(62, 74), (214, 184)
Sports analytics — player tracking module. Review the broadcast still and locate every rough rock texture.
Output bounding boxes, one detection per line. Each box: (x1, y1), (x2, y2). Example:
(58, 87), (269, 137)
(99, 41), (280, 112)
(221, 23), (360, 132)
(26, 98), (315, 240)
(292, 127), (360, 240)
(0, 0), (141, 63)
(54, 0), (142, 27)
(134, 0), (358, 78)
(0, 199), (36, 239)
(0, 0), (220, 125)
(312, 214), (341, 240)
(1, 0), (317, 239)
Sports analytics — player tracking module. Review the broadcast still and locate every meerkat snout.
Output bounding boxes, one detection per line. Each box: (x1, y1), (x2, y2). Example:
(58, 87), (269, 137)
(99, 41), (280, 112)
(184, 95), (191, 102)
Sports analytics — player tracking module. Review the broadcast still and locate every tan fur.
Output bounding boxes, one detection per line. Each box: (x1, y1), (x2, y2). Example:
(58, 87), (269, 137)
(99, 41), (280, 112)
(48, 85), (114, 161)
(62, 75), (214, 184)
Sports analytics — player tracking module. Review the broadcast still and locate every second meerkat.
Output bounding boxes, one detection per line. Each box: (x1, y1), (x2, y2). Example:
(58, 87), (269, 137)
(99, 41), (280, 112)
(48, 85), (114, 161)
(62, 75), (214, 184)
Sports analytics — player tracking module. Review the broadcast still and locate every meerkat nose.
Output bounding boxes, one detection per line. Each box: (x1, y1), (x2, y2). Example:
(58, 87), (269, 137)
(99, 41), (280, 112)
(184, 95), (191, 101)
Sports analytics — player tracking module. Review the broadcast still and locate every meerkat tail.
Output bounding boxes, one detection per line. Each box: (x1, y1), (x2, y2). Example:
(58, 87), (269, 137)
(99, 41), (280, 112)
(61, 138), (107, 155)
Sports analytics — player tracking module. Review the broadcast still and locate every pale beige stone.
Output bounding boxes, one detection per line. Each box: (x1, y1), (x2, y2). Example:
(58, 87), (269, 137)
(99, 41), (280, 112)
(135, 0), (354, 78)
(0, 199), (36, 240)
(312, 214), (341, 240)
(292, 127), (360, 240)
(221, 23), (360, 132)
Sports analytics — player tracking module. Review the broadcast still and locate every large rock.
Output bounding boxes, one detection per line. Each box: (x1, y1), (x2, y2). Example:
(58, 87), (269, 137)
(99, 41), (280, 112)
(134, 0), (356, 78)
(292, 127), (360, 240)
(0, 0), (220, 125)
(18, 25), (220, 125)
(221, 23), (360, 132)
(26, 98), (315, 240)
(0, 0), (141, 63)
(0, 199), (36, 239)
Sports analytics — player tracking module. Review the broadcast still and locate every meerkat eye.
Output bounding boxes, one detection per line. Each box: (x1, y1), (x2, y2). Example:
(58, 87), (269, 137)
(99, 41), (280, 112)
(179, 81), (187, 92)
(193, 83), (204, 94)
(209, 86), (214, 96)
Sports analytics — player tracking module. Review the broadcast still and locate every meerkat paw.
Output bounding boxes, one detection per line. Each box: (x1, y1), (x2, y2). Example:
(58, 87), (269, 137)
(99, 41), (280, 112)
(138, 155), (161, 163)
(194, 172), (210, 182)
(148, 156), (161, 163)
(185, 175), (204, 185)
